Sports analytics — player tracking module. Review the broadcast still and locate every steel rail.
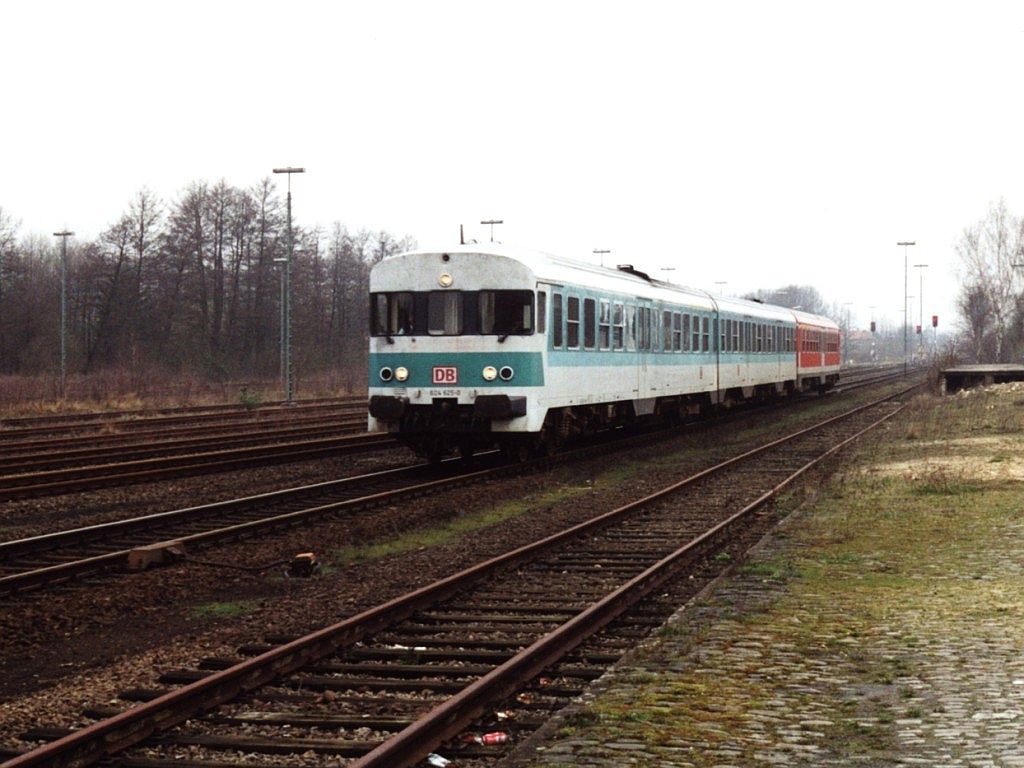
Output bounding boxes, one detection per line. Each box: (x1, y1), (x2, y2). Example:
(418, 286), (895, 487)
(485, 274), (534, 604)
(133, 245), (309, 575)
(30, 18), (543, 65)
(0, 458), (500, 594)
(0, 433), (395, 502)
(0, 410), (368, 456)
(1, 385), (917, 768)
(0, 417), (369, 471)
(0, 397), (361, 431)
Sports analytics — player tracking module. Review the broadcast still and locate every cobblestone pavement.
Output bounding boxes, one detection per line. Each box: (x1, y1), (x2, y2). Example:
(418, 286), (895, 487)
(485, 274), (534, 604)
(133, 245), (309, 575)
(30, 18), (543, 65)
(509, 391), (1024, 767)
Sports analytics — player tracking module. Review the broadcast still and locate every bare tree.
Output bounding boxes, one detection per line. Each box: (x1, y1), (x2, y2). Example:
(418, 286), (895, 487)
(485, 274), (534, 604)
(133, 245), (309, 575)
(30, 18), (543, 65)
(958, 282), (996, 363)
(956, 199), (1024, 362)
(0, 208), (19, 370)
(746, 284), (830, 316)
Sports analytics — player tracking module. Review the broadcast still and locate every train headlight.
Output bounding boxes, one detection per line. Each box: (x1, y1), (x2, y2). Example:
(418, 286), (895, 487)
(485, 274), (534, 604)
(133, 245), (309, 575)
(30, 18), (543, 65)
(482, 366), (498, 381)
(499, 366), (515, 381)
(395, 366), (409, 382)
(379, 367), (394, 382)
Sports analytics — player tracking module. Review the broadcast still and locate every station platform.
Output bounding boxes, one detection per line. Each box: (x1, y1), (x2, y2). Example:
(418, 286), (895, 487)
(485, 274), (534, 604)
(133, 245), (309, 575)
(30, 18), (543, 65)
(941, 364), (1024, 393)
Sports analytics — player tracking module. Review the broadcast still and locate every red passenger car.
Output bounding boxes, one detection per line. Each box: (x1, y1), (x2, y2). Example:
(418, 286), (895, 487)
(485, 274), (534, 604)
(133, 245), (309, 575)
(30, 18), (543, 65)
(792, 309), (840, 392)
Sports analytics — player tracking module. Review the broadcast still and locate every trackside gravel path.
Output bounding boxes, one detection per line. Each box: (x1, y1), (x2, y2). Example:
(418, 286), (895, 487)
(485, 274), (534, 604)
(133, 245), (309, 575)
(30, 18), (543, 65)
(511, 385), (1024, 767)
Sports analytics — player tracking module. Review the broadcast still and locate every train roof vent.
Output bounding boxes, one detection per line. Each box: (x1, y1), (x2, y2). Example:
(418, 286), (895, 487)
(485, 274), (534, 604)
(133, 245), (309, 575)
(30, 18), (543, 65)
(616, 264), (652, 281)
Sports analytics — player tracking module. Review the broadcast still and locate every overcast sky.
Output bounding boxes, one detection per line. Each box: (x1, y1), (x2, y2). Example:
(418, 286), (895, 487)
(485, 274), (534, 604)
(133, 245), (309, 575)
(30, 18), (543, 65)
(4, 0), (1023, 331)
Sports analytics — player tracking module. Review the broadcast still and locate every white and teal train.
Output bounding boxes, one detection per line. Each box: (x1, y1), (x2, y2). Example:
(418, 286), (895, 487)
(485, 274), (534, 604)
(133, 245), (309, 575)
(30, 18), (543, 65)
(368, 244), (840, 461)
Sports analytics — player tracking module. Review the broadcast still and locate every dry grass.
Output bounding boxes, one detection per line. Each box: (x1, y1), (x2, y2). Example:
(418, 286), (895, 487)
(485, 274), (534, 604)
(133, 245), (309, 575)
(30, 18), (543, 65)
(0, 367), (368, 417)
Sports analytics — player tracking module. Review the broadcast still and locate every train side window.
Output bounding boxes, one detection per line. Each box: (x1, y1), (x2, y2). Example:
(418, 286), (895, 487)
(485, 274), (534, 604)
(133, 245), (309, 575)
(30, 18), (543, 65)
(583, 298), (596, 349)
(626, 305), (637, 351)
(732, 319), (739, 352)
(537, 291), (547, 334)
(701, 316), (710, 352)
(370, 291), (415, 336)
(479, 290), (534, 335)
(682, 314), (691, 352)
(673, 312), (682, 351)
(690, 314), (699, 352)
(552, 294), (563, 348)
(662, 311), (672, 352)
(370, 293), (388, 336)
(599, 299), (611, 349)
(720, 319), (727, 352)
(613, 302), (625, 349)
(567, 296), (580, 348)
(427, 291), (463, 335)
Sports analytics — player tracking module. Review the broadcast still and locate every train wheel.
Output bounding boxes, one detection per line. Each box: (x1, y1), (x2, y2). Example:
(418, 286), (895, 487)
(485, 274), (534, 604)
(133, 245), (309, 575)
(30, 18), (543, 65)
(501, 443), (531, 463)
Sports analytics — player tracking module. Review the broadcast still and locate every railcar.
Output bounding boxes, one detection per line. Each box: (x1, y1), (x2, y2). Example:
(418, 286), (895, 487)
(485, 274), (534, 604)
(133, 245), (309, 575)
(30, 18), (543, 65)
(367, 244), (840, 461)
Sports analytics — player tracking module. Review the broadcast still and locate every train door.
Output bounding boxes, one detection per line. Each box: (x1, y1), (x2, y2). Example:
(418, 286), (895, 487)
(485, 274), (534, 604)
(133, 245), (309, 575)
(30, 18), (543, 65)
(636, 299), (653, 399)
(741, 315), (752, 386)
(772, 322), (782, 383)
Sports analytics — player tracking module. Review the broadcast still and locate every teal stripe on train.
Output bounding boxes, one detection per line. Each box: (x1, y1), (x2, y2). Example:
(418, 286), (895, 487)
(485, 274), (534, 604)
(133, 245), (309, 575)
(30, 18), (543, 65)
(370, 352), (544, 388)
(547, 350), (792, 367)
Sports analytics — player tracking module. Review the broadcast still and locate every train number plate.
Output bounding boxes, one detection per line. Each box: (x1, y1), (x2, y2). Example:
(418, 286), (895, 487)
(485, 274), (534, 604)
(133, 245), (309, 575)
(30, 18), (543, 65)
(432, 366), (458, 385)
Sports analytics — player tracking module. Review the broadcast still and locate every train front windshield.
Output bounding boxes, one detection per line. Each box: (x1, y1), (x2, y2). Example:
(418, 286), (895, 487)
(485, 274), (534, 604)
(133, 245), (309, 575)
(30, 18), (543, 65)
(371, 290), (534, 337)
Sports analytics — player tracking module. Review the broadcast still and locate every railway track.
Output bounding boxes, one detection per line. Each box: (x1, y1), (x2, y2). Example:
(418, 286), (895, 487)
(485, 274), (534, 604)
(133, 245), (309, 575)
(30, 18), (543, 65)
(0, 370), (915, 595)
(0, 397), (365, 439)
(0, 411), (370, 472)
(0, 371), (917, 594)
(0, 366), (913, 502)
(0, 432), (396, 503)
(2, 383), (918, 768)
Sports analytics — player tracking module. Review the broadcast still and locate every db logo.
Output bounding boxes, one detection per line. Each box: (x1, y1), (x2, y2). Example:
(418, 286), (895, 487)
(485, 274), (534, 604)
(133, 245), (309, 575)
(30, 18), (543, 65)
(432, 366), (458, 385)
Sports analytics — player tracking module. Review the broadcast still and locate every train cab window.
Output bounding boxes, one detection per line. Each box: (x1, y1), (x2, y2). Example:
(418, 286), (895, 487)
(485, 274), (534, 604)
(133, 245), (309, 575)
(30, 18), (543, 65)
(584, 298), (596, 349)
(599, 300), (611, 349)
(479, 290), (533, 336)
(701, 316), (710, 352)
(370, 292), (415, 336)
(673, 312), (682, 351)
(537, 291), (547, 334)
(427, 291), (463, 336)
(613, 303), (625, 349)
(567, 296), (580, 348)
(553, 294), (563, 348)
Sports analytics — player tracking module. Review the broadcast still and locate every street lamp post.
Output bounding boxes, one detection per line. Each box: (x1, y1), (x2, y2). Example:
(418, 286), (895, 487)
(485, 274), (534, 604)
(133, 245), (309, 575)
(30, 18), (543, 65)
(481, 219), (503, 243)
(914, 263), (928, 357)
(897, 241), (915, 376)
(272, 167), (304, 404)
(53, 229), (74, 399)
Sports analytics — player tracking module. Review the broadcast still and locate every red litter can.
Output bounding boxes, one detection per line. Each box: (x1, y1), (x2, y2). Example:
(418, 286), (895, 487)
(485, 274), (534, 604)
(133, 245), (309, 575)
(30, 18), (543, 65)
(479, 732), (509, 745)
